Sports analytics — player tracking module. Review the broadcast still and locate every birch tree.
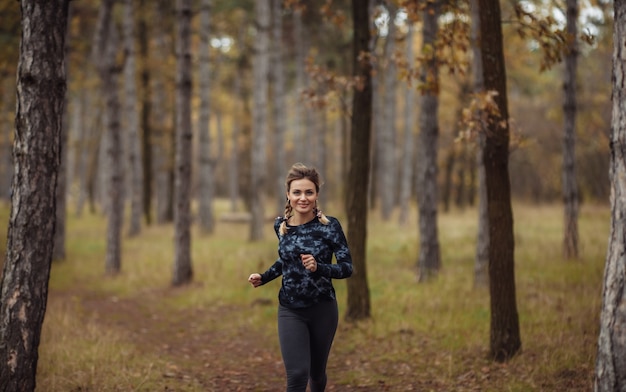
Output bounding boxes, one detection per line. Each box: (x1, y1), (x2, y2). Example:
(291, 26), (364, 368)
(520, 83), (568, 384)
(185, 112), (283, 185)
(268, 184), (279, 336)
(172, 0), (193, 285)
(0, 1), (69, 388)
(594, 0), (626, 388)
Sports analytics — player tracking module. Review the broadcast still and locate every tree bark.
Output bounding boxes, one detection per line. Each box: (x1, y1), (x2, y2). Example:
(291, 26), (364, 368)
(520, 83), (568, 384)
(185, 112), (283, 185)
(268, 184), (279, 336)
(416, 0), (441, 282)
(380, 9), (398, 221)
(0, 1), (69, 389)
(93, 0), (124, 276)
(594, 0), (626, 388)
(139, 0), (153, 226)
(478, 0), (521, 361)
(345, 0), (372, 321)
(398, 24), (416, 227)
(124, 0), (143, 238)
(172, 0), (193, 286)
(249, 0), (270, 241)
(470, 0), (488, 288)
(562, 0), (579, 260)
(198, 0), (216, 234)
(272, 0), (287, 216)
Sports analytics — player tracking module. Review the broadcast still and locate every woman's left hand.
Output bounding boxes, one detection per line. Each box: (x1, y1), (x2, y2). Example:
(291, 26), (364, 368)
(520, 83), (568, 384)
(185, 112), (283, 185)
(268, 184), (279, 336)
(301, 254), (317, 272)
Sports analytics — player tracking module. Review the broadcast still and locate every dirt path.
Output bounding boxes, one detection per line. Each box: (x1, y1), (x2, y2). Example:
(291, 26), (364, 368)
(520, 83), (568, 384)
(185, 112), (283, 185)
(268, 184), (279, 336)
(67, 288), (384, 391)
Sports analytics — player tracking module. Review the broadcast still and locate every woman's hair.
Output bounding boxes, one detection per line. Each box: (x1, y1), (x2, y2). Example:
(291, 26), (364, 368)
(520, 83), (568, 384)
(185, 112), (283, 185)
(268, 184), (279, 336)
(279, 163), (330, 235)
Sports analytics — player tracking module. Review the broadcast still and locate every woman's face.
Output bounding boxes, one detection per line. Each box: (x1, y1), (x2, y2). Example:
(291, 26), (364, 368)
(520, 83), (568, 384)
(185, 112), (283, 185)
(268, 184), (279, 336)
(287, 178), (318, 216)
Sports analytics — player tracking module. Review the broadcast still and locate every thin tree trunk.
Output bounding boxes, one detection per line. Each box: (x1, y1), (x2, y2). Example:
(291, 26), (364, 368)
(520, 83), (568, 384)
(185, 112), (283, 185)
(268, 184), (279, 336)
(153, 0), (174, 224)
(380, 10), (398, 220)
(471, 0), (488, 288)
(198, 0), (215, 233)
(139, 0), (153, 225)
(272, 0), (287, 217)
(416, 0), (441, 282)
(249, 0), (270, 241)
(172, 0), (193, 285)
(562, 0), (579, 259)
(94, 0), (124, 275)
(124, 0), (143, 237)
(293, 9), (306, 162)
(0, 1), (69, 389)
(399, 24), (416, 226)
(53, 4), (72, 262)
(478, 0), (521, 361)
(594, 0), (626, 388)
(345, 0), (372, 321)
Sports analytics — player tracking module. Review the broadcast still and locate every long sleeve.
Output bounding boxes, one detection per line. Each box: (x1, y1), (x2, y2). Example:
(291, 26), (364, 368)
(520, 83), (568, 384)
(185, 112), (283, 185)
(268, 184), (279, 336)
(315, 218), (352, 279)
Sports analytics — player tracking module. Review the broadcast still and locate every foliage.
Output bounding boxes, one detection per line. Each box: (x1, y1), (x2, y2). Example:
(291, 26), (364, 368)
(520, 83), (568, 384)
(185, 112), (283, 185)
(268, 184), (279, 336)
(21, 201), (606, 390)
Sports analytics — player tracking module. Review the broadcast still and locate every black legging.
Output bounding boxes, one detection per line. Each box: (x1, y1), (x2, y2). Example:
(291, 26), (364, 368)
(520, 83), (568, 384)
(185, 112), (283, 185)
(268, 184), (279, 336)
(277, 300), (339, 392)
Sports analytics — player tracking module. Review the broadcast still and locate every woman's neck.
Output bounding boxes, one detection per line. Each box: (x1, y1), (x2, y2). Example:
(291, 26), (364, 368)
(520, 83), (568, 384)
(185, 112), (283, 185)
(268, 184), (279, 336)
(289, 212), (315, 226)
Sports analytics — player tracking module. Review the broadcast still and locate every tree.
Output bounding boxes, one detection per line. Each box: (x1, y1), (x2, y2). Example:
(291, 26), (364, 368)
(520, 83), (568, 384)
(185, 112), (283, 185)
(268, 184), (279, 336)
(345, 0), (372, 321)
(478, 0), (521, 361)
(93, 0), (125, 275)
(249, 0), (270, 241)
(138, 0), (153, 226)
(0, 1), (69, 389)
(562, 0), (579, 259)
(172, 0), (194, 286)
(416, 0), (442, 282)
(379, 5), (399, 221)
(198, 0), (216, 234)
(470, 0), (488, 288)
(123, 0), (143, 237)
(594, 0), (626, 388)
(53, 4), (73, 262)
(398, 23), (416, 227)
(271, 0), (288, 216)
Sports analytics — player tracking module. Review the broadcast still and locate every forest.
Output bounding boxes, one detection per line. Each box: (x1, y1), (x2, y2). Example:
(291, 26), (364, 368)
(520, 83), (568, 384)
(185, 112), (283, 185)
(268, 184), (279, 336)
(0, 0), (625, 391)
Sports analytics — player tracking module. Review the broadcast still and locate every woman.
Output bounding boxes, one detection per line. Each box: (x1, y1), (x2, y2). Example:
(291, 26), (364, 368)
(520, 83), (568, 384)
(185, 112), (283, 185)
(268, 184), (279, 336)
(248, 162), (353, 392)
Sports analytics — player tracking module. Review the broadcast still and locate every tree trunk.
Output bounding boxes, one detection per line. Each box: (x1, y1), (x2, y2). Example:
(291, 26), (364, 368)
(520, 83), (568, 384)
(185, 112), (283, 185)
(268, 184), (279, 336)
(139, 0), (153, 226)
(93, 0), (124, 276)
(249, 0), (270, 241)
(562, 0), (579, 260)
(172, 0), (193, 286)
(345, 0), (372, 321)
(293, 8), (306, 162)
(399, 24), (416, 227)
(53, 4), (72, 262)
(594, 0), (626, 388)
(198, 0), (216, 234)
(380, 11), (398, 221)
(152, 0), (174, 224)
(272, 0), (287, 217)
(416, 0), (441, 282)
(478, 0), (521, 361)
(0, 1), (69, 389)
(470, 0), (488, 288)
(124, 0), (143, 238)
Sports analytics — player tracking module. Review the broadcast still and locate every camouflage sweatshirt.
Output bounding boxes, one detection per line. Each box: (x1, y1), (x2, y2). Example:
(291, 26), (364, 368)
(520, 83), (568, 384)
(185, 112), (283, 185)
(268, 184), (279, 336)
(260, 216), (353, 309)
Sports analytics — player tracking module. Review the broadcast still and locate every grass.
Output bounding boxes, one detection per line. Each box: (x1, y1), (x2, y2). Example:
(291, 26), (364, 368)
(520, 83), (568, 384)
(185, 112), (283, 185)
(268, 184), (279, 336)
(0, 200), (608, 390)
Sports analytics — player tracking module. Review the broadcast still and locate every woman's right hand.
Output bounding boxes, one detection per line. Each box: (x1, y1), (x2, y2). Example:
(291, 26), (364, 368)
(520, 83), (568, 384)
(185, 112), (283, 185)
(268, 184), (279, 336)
(248, 273), (262, 288)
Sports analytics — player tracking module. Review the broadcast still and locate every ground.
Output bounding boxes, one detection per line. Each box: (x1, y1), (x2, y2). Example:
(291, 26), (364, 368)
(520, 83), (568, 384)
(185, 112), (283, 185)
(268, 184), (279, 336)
(61, 286), (388, 392)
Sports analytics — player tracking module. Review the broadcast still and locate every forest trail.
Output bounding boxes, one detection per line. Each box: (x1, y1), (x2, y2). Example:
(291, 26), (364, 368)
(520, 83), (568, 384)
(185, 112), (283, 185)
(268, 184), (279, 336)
(47, 287), (386, 391)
